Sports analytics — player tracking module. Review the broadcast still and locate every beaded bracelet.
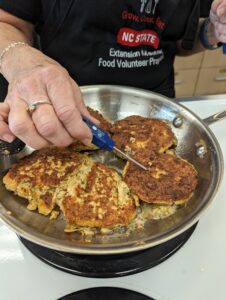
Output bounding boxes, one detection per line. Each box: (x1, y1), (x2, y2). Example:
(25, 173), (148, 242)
(199, 17), (222, 50)
(0, 41), (28, 73)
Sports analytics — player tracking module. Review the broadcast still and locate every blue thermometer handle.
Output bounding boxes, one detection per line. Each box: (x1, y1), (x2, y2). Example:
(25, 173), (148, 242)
(82, 117), (115, 151)
(223, 43), (226, 54)
(82, 117), (148, 170)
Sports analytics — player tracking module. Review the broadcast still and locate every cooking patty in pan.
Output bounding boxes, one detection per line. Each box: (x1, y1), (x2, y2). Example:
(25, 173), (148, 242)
(3, 146), (136, 231)
(3, 147), (88, 216)
(112, 115), (177, 164)
(123, 153), (198, 205)
(55, 159), (137, 231)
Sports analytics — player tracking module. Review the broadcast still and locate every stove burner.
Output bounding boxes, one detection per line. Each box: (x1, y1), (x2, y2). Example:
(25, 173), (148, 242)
(19, 223), (197, 278)
(57, 287), (154, 300)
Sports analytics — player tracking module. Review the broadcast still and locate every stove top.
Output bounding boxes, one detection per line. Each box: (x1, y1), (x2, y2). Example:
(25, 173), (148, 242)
(18, 223), (197, 278)
(57, 287), (154, 300)
(1, 97), (226, 300)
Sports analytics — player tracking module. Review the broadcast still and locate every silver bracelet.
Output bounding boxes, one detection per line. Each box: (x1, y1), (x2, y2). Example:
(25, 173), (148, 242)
(0, 41), (28, 74)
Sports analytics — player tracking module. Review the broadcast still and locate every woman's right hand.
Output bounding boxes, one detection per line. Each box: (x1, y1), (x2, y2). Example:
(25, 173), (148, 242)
(0, 45), (98, 149)
(0, 101), (15, 143)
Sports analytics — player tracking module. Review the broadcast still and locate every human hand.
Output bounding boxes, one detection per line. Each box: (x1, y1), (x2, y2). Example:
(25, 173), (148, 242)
(0, 46), (98, 149)
(210, 0), (226, 42)
(0, 102), (15, 142)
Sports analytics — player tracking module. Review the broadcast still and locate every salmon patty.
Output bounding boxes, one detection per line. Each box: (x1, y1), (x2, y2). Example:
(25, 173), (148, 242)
(3, 147), (88, 215)
(123, 153), (198, 205)
(112, 115), (176, 164)
(54, 159), (137, 231)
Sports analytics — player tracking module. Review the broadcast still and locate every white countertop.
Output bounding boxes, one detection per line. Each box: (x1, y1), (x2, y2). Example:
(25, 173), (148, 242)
(1, 97), (226, 300)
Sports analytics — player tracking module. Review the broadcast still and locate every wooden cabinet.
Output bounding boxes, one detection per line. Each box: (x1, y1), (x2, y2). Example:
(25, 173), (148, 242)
(195, 67), (226, 95)
(201, 48), (226, 68)
(174, 53), (203, 70)
(174, 52), (203, 97)
(174, 48), (226, 97)
(174, 69), (199, 97)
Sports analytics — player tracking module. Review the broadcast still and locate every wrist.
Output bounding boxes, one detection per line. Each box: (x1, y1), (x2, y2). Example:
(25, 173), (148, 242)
(1, 43), (32, 81)
(207, 19), (220, 45)
(0, 42), (29, 80)
(199, 17), (222, 50)
(1, 44), (56, 82)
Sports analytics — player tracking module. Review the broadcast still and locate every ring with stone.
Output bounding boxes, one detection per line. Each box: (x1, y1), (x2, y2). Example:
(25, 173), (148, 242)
(27, 100), (52, 113)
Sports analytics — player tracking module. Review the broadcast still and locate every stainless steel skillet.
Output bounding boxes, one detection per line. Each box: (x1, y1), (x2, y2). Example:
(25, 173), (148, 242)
(0, 85), (224, 255)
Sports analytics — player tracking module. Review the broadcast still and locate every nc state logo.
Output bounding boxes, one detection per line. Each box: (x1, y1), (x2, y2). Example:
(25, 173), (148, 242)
(140, 0), (159, 14)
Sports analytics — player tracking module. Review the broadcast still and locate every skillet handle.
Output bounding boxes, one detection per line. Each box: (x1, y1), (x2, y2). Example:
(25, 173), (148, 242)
(203, 110), (226, 126)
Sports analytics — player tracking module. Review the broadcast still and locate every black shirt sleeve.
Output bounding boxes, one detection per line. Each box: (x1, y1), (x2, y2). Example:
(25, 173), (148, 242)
(200, 0), (213, 17)
(181, 0), (214, 50)
(181, 0), (200, 50)
(0, 0), (41, 24)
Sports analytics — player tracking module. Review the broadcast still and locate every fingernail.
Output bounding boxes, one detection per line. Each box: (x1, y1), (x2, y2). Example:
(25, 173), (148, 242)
(82, 138), (92, 145)
(2, 134), (15, 143)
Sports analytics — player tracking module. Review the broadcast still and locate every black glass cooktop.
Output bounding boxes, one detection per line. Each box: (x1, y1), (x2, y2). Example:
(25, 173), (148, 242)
(19, 223), (197, 278)
(57, 287), (155, 300)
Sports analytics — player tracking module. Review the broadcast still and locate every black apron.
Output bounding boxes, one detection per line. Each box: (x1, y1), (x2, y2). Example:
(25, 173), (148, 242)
(38, 0), (199, 98)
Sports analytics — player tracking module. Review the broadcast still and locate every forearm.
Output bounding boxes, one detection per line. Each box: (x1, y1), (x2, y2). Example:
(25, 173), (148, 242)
(0, 15), (58, 83)
(0, 23), (58, 83)
(176, 18), (219, 56)
(0, 21), (31, 79)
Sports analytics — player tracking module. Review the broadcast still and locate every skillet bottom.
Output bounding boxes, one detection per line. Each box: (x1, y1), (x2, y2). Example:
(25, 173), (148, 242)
(18, 223), (197, 278)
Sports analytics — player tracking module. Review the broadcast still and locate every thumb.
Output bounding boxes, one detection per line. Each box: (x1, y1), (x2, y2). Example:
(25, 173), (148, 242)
(0, 102), (10, 119)
(0, 102), (15, 142)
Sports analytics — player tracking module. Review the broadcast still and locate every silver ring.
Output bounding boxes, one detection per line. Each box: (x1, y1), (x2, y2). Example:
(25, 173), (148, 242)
(27, 100), (51, 113)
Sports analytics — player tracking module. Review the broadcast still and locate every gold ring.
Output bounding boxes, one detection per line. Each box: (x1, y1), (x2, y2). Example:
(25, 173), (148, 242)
(27, 100), (51, 113)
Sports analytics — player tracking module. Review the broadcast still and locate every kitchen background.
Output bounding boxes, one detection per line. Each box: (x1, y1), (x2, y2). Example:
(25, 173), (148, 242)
(174, 48), (226, 97)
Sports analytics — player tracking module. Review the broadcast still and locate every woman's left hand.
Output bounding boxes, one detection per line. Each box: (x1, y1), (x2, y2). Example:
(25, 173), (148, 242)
(210, 0), (226, 42)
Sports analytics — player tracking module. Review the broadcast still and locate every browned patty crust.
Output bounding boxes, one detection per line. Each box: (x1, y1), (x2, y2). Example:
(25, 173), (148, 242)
(87, 106), (113, 133)
(55, 160), (136, 230)
(123, 153), (198, 205)
(4, 146), (136, 230)
(112, 115), (177, 164)
(3, 147), (87, 215)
